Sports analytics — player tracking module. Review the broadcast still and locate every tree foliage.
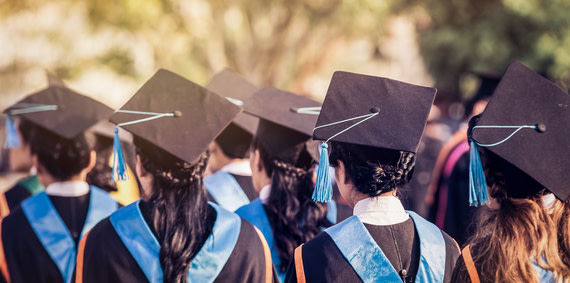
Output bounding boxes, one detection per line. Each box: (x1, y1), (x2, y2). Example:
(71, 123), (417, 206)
(1, 0), (567, 108)
(391, 0), (570, 100)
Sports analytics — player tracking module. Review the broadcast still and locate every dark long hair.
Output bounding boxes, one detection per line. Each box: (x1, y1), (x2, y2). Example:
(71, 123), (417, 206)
(252, 138), (331, 272)
(328, 141), (416, 197)
(134, 136), (213, 283)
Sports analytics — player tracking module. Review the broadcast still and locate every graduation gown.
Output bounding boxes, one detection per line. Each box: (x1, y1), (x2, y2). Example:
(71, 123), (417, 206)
(0, 185), (118, 283)
(204, 161), (258, 211)
(235, 193), (352, 282)
(284, 197), (460, 283)
(76, 200), (277, 283)
(204, 171), (257, 211)
(0, 175), (44, 218)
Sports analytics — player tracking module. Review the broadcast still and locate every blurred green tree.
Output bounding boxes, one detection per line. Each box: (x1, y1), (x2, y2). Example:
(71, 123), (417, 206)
(391, 0), (570, 101)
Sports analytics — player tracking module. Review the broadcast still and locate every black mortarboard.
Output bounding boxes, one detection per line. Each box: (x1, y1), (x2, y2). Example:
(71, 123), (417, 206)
(3, 84), (113, 140)
(469, 60), (570, 201)
(243, 87), (321, 164)
(313, 71), (436, 152)
(110, 69), (241, 168)
(206, 69), (259, 135)
(206, 69), (259, 158)
(311, 71), (436, 202)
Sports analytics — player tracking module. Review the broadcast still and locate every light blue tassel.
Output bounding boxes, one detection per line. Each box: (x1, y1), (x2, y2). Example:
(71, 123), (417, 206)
(4, 115), (20, 149)
(112, 128), (128, 181)
(468, 140), (489, 206)
(312, 143), (332, 203)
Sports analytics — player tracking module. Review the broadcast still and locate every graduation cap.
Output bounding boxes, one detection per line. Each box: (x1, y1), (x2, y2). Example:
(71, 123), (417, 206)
(3, 83), (113, 149)
(243, 87), (321, 165)
(110, 69), (242, 180)
(312, 71), (436, 202)
(468, 60), (570, 204)
(206, 69), (259, 157)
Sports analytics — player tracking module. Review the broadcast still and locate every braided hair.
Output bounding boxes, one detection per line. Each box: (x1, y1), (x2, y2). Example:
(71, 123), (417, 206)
(328, 141), (416, 196)
(134, 136), (214, 283)
(252, 138), (331, 272)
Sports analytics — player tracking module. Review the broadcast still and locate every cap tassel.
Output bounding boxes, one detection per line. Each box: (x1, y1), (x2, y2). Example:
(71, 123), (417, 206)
(468, 140), (489, 206)
(112, 128), (128, 181)
(4, 115), (20, 149)
(312, 143), (332, 203)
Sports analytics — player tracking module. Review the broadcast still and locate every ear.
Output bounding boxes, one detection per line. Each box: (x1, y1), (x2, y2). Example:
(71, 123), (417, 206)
(336, 160), (350, 185)
(135, 154), (155, 201)
(253, 149), (265, 172)
(85, 150), (97, 173)
(135, 155), (149, 178)
(33, 155), (44, 174)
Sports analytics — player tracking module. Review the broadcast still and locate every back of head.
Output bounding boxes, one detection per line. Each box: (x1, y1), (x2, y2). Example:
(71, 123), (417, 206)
(329, 142), (415, 197)
(31, 125), (95, 181)
(215, 123), (252, 159)
(134, 135), (213, 283)
(251, 135), (328, 272)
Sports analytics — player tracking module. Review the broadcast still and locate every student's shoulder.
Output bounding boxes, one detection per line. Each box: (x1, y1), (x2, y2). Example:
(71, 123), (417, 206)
(84, 216), (115, 247)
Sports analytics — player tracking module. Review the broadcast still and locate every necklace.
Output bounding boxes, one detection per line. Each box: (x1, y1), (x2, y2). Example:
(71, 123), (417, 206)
(389, 226), (408, 282)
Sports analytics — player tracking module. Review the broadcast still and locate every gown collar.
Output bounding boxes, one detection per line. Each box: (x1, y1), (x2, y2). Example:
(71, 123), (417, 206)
(46, 181), (90, 197)
(219, 160), (252, 176)
(353, 195), (409, 225)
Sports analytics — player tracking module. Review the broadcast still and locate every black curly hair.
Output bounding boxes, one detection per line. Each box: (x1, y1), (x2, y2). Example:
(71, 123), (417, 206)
(328, 141), (416, 197)
(134, 136), (214, 283)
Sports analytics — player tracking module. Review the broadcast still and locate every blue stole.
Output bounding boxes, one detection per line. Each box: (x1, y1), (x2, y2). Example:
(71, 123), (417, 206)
(236, 198), (339, 282)
(21, 186), (118, 283)
(532, 261), (555, 282)
(204, 171), (250, 211)
(325, 211), (446, 283)
(110, 201), (241, 283)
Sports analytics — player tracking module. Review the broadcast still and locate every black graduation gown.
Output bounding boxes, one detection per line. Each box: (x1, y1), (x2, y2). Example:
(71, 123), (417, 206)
(450, 244), (476, 283)
(1, 184), (31, 212)
(0, 175), (44, 217)
(335, 202), (353, 222)
(284, 218), (460, 283)
(442, 153), (480, 247)
(78, 202), (278, 283)
(0, 193), (90, 283)
(206, 173), (258, 202)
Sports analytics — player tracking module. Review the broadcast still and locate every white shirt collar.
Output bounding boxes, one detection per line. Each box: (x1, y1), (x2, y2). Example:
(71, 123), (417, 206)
(219, 160), (252, 176)
(46, 181), (90, 197)
(353, 196), (409, 225)
(259, 184), (271, 204)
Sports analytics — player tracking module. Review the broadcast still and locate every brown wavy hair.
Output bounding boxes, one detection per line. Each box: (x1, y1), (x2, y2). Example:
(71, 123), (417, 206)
(465, 146), (569, 283)
(553, 198), (570, 274)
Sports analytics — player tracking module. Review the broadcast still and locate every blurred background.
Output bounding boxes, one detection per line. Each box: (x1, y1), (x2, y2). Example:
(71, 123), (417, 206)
(2, 0), (568, 109)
